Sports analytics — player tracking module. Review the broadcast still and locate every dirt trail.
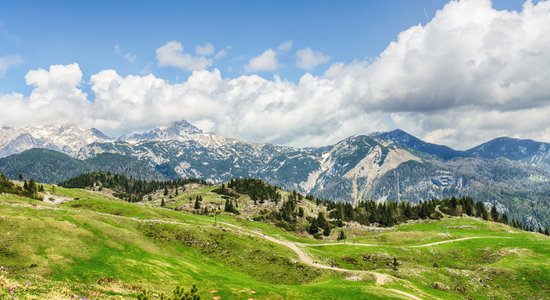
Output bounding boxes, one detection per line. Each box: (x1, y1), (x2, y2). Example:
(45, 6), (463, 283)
(299, 241), (376, 247)
(301, 236), (508, 249)
(388, 289), (422, 300)
(219, 222), (418, 292)
(218, 222), (431, 299)
(1, 200), (425, 300)
(410, 236), (508, 248)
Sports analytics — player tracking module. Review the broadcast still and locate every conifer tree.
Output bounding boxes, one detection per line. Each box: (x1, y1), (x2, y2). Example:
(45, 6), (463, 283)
(490, 205), (499, 221)
(308, 218), (319, 234)
(317, 212), (327, 228)
(323, 224), (331, 237)
(194, 197), (201, 210)
(337, 229), (346, 240)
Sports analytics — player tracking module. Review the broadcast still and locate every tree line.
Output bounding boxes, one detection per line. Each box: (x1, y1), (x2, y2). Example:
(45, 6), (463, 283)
(0, 173), (44, 200)
(60, 172), (206, 202)
(58, 173), (549, 236)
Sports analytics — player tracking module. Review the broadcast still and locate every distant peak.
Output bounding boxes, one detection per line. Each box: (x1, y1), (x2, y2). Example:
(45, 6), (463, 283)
(118, 120), (205, 143)
(483, 136), (541, 145)
(164, 120), (203, 134)
(90, 128), (111, 140)
(379, 129), (418, 142)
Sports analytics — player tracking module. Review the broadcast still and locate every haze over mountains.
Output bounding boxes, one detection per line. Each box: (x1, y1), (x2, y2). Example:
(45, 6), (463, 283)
(1, 120), (549, 229)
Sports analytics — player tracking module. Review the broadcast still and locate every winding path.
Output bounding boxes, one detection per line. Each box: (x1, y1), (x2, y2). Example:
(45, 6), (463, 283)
(217, 222), (429, 300)
(1, 200), (426, 299)
(300, 236), (509, 249)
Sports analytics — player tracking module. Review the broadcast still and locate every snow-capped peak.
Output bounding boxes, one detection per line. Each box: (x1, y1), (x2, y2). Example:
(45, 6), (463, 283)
(118, 120), (204, 144)
(0, 124), (112, 158)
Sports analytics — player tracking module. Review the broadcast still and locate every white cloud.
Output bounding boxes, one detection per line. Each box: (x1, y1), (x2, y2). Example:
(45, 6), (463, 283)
(296, 48), (330, 70)
(0, 55), (23, 78)
(0, 63), (90, 127)
(278, 40), (293, 52)
(215, 49), (228, 59)
(124, 53), (137, 64)
(333, 0), (550, 148)
(245, 49), (278, 72)
(2, 0), (550, 149)
(156, 40), (212, 71)
(195, 43), (215, 56)
(114, 44), (137, 64)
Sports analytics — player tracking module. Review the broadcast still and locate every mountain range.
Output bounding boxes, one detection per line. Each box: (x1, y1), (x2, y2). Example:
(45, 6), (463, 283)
(1, 120), (549, 229)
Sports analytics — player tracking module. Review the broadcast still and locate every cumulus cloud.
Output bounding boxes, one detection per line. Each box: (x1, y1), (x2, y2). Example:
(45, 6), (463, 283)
(296, 48), (330, 70)
(0, 63), (90, 127)
(0, 55), (23, 78)
(2, 0), (550, 149)
(195, 43), (215, 56)
(278, 40), (293, 52)
(245, 49), (278, 72)
(156, 40), (212, 71)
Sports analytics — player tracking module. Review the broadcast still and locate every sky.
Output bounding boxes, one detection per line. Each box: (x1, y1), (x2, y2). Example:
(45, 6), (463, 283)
(1, 0), (549, 149)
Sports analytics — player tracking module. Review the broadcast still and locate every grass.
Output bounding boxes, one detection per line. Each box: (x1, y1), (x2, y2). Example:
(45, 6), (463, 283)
(1, 187), (550, 299)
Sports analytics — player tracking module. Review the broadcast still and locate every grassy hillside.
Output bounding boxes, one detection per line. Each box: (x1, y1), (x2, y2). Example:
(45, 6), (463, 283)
(1, 183), (549, 299)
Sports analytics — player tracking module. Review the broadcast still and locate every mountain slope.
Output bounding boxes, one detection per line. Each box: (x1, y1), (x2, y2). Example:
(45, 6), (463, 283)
(0, 148), (166, 182)
(1, 183), (549, 299)
(466, 137), (550, 165)
(117, 120), (204, 143)
(0, 121), (549, 228)
(0, 124), (113, 158)
(0, 148), (89, 182)
(377, 129), (468, 160)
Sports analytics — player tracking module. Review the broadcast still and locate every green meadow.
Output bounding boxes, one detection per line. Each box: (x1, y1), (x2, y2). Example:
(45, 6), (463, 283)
(1, 185), (549, 299)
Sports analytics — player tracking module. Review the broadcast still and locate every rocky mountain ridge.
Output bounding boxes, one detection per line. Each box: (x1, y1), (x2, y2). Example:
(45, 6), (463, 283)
(1, 121), (549, 229)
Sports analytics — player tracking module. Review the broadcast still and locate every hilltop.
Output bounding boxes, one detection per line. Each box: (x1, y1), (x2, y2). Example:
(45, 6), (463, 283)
(1, 175), (549, 299)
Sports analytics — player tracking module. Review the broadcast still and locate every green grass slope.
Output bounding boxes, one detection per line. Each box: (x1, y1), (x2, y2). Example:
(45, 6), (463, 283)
(1, 185), (549, 299)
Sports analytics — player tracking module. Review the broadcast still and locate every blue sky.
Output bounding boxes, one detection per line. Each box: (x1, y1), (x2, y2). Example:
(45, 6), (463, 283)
(0, 0), (526, 93)
(1, 0), (548, 149)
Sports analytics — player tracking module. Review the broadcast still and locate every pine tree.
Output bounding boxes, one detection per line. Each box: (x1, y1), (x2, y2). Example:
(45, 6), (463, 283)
(163, 186), (169, 196)
(490, 205), (499, 221)
(337, 229), (346, 240)
(391, 257), (399, 271)
(475, 202), (484, 218)
(323, 224), (331, 237)
(501, 213), (508, 224)
(317, 212), (327, 228)
(308, 218), (319, 234)
(160, 198), (166, 207)
(482, 208), (489, 221)
(194, 197), (201, 210)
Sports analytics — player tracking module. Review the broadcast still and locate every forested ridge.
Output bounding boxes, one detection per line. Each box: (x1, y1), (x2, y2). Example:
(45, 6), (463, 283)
(53, 173), (550, 236)
(60, 172), (206, 202)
